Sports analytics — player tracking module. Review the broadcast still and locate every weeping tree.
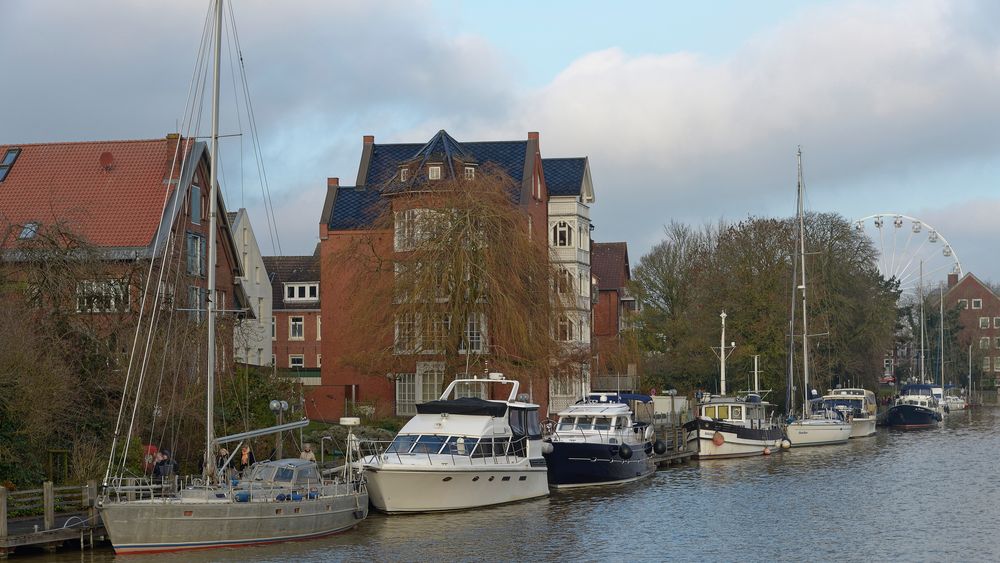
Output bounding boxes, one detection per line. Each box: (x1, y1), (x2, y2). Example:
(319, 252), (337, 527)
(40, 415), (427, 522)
(328, 165), (575, 403)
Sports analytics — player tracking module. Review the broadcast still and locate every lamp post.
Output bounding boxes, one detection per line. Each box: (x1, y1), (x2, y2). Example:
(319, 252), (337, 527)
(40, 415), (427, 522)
(269, 399), (289, 458)
(320, 435), (334, 468)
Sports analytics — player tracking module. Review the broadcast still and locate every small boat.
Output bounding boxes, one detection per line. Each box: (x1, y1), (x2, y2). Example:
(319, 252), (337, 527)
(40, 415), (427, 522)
(944, 393), (967, 411)
(881, 384), (943, 429)
(821, 388), (878, 438)
(361, 373), (549, 513)
(543, 393), (662, 488)
(784, 402), (853, 447)
(684, 314), (784, 459)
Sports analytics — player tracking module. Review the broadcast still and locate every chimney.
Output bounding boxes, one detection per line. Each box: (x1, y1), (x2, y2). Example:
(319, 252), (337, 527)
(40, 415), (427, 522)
(363, 134), (375, 145)
(947, 273), (958, 288)
(527, 131), (539, 140)
(327, 177), (339, 189)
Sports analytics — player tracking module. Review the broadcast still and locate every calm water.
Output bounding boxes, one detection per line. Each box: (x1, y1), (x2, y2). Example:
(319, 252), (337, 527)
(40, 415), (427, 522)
(32, 406), (1000, 562)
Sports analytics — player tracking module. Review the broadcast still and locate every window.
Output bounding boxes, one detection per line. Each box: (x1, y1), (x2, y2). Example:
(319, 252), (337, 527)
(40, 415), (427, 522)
(317, 354), (322, 367)
(289, 355), (305, 369)
(555, 269), (572, 294)
(289, 316), (304, 340)
(428, 165), (441, 180)
(461, 314), (486, 353)
(557, 315), (574, 342)
(995, 358), (1000, 373)
(399, 168), (409, 182)
(0, 148), (20, 182)
(18, 222), (38, 240)
(394, 208), (433, 251)
(958, 299), (968, 309)
(271, 317), (276, 340)
(731, 406), (743, 420)
(995, 317), (1000, 329)
(424, 314), (450, 354)
(394, 313), (418, 354)
(395, 362), (445, 416)
(980, 337), (990, 349)
(257, 297), (263, 323)
(995, 337), (1000, 350)
(981, 317), (990, 329)
(284, 283), (319, 302)
(984, 357), (991, 371)
(191, 186), (201, 225)
(552, 221), (573, 247)
(317, 317), (322, 341)
(973, 299), (983, 309)
(255, 266), (260, 284)
(188, 286), (204, 322)
(579, 270), (588, 297)
(186, 233), (206, 276)
(532, 171), (541, 200)
(76, 280), (129, 313)
(464, 166), (475, 180)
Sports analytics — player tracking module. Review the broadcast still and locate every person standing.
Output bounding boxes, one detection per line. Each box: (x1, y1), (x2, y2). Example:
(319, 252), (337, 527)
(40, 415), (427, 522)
(236, 445), (255, 475)
(299, 444), (316, 462)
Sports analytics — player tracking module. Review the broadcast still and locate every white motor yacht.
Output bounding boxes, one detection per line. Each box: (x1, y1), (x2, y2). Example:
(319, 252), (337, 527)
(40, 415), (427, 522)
(821, 388), (877, 438)
(361, 373), (549, 513)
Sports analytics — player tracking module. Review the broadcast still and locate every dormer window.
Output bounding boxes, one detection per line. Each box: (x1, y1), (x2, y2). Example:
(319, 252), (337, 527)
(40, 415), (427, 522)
(428, 165), (441, 180)
(399, 168), (409, 182)
(0, 148), (21, 182)
(18, 222), (38, 240)
(552, 221), (573, 247)
(464, 166), (475, 180)
(285, 283), (319, 301)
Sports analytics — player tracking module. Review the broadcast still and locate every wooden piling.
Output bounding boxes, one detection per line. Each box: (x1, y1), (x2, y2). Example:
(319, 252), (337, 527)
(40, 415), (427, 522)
(1, 486), (8, 539)
(42, 482), (54, 531)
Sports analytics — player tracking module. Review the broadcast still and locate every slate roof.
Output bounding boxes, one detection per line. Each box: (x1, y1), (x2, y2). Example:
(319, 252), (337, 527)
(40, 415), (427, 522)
(0, 137), (193, 249)
(592, 242), (630, 291)
(263, 247), (320, 310)
(327, 130), (530, 231)
(542, 157), (586, 197)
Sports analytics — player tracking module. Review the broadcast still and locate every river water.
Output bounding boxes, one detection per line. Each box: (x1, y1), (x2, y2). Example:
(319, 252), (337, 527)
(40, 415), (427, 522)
(32, 406), (1000, 562)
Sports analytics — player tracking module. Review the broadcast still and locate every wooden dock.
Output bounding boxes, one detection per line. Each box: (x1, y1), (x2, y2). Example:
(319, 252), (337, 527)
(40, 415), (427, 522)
(652, 421), (694, 467)
(0, 481), (105, 559)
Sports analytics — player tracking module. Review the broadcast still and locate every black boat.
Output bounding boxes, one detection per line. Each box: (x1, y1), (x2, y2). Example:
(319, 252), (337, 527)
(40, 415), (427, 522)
(881, 384), (943, 429)
(543, 394), (664, 488)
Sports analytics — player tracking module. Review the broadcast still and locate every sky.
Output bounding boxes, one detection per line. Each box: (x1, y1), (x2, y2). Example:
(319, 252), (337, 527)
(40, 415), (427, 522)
(1, 0), (998, 286)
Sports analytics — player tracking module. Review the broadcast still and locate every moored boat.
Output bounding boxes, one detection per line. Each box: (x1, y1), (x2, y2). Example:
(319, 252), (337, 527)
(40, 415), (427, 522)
(361, 373), (549, 513)
(822, 388), (877, 438)
(881, 384), (943, 429)
(685, 394), (784, 459)
(544, 393), (661, 488)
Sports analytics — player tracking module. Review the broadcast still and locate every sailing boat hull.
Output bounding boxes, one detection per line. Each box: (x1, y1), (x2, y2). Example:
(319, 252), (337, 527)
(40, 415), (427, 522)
(100, 486), (367, 554)
(785, 420), (852, 447)
(684, 419), (784, 459)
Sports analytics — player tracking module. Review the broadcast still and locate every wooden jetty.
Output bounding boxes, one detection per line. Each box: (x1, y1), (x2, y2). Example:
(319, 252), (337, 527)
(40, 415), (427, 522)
(0, 481), (104, 559)
(652, 420), (694, 467)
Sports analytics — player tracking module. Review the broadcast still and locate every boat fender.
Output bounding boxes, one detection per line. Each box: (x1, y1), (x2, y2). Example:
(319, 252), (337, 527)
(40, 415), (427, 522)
(712, 432), (724, 446)
(291, 493), (303, 501)
(308, 491), (319, 500)
(644, 426), (654, 441)
(780, 439), (791, 450)
(762, 447), (771, 456)
(276, 493), (287, 502)
(653, 439), (667, 455)
(541, 442), (554, 455)
(234, 491), (250, 503)
(618, 444), (633, 460)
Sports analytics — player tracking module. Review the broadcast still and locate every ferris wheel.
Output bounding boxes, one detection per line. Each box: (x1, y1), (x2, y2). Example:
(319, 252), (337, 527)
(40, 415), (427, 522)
(853, 214), (963, 296)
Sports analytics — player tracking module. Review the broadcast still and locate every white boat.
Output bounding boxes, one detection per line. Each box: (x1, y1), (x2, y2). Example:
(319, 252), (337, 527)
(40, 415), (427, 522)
(944, 394), (967, 411)
(685, 315), (784, 459)
(783, 148), (852, 448)
(361, 373), (549, 513)
(822, 388), (878, 438)
(98, 2), (367, 553)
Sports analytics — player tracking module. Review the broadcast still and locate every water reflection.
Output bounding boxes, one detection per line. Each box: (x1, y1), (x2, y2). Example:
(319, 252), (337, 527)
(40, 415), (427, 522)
(22, 407), (1000, 562)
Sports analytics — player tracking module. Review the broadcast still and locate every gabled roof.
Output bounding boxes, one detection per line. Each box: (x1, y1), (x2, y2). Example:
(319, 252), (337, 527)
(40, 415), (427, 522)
(263, 248), (320, 310)
(542, 157), (588, 198)
(326, 130), (534, 231)
(944, 272), (1000, 302)
(592, 242), (630, 291)
(0, 137), (193, 249)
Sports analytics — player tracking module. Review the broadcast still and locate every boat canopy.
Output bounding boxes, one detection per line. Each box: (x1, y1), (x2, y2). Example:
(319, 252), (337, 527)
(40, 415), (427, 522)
(579, 393), (652, 404)
(415, 397), (508, 417)
(901, 384), (935, 395)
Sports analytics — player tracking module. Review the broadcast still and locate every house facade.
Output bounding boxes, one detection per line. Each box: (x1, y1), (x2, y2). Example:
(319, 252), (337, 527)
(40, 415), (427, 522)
(262, 250), (323, 395)
(318, 130), (579, 419)
(591, 242), (639, 392)
(229, 208), (273, 367)
(944, 272), (1000, 384)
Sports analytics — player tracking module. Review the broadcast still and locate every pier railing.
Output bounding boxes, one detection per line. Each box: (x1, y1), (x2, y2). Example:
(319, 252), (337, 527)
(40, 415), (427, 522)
(0, 480), (100, 558)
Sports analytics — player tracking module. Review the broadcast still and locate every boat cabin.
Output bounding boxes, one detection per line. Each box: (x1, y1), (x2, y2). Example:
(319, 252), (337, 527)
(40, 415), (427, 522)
(822, 388), (877, 418)
(696, 394), (771, 428)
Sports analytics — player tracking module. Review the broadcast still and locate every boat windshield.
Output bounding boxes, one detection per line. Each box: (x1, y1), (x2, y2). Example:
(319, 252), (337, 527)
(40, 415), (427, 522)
(274, 467), (294, 483)
(442, 436), (478, 455)
(411, 435), (449, 454)
(824, 398), (862, 410)
(557, 417), (577, 431)
(387, 434), (419, 454)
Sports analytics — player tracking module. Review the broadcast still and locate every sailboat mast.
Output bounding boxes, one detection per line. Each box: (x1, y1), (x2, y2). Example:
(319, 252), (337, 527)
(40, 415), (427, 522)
(796, 147), (811, 415)
(939, 283), (944, 387)
(919, 261), (925, 383)
(720, 311), (727, 396)
(205, 0), (222, 473)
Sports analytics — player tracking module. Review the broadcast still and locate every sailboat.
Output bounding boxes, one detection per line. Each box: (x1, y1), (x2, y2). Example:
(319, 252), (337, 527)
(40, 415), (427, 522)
(684, 312), (784, 459)
(97, 1), (367, 553)
(783, 148), (852, 448)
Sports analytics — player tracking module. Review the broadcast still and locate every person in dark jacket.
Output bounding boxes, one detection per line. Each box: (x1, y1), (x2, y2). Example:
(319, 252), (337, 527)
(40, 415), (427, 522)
(153, 449), (179, 481)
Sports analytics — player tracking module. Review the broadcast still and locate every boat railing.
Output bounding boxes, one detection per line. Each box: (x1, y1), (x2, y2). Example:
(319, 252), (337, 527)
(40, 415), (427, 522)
(103, 473), (364, 504)
(359, 436), (531, 467)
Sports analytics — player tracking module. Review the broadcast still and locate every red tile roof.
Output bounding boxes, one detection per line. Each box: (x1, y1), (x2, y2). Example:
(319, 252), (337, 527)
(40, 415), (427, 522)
(0, 137), (190, 249)
(592, 242), (630, 291)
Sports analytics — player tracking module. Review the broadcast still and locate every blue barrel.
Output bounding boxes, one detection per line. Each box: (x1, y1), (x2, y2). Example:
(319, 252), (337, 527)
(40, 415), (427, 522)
(234, 491), (250, 503)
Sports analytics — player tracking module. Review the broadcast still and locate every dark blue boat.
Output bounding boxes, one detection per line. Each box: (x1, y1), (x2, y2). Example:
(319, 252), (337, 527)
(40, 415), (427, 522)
(543, 394), (663, 489)
(881, 384), (943, 429)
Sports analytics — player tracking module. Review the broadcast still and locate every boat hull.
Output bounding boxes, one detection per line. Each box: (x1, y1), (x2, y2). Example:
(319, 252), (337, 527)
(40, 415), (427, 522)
(882, 404), (941, 429)
(849, 417), (877, 438)
(99, 487), (367, 554)
(683, 419), (783, 459)
(364, 465), (548, 513)
(543, 441), (656, 488)
(785, 420), (852, 447)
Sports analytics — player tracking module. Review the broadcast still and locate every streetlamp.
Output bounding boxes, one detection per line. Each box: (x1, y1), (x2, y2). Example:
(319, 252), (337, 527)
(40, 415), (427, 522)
(269, 399), (289, 458)
(320, 435), (334, 468)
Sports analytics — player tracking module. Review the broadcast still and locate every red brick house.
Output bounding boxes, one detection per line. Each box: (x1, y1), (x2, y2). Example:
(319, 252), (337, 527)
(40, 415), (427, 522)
(944, 272), (1000, 383)
(591, 242), (639, 390)
(0, 135), (247, 354)
(262, 250), (324, 413)
(317, 130), (556, 418)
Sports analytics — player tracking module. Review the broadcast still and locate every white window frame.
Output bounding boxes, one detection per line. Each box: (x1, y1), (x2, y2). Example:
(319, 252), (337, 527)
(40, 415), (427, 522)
(995, 357), (1000, 373)
(980, 337), (990, 349)
(395, 362), (445, 416)
(399, 167), (409, 182)
(557, 315), (574, 342)
(995, 317), (1000, 329)
(981, 317), (990, 329)
(464, 166), (475, 180)
(186, 233), (206, 276)
(551, 221), (574, 248)
(460, 313), (486, 354)
(995, 337), (1000, 350)
(271, 316), (276, 340)
(958, 299), (968, 309)
(317, 354), (322, 367)
(983, 356), (991, 371)
(424, 313), (450, 354)
(76, 280), (129, 313)
(428, 165), (442, 180)
(289, 354), (305, 369)
(395, 373), (417, 416)
(972, 299), (983, 309)
(317, 317), (322, 341)
(284, 283), (319, 302)
(394, 313), (418, 354)
(289, 316), (305, 341)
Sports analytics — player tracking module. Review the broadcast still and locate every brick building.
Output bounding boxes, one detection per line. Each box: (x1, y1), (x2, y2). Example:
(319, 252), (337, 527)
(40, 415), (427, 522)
(590, 242), (639, 391)
(943, 272), (1000, 383)
(262, 250), (323, 397)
